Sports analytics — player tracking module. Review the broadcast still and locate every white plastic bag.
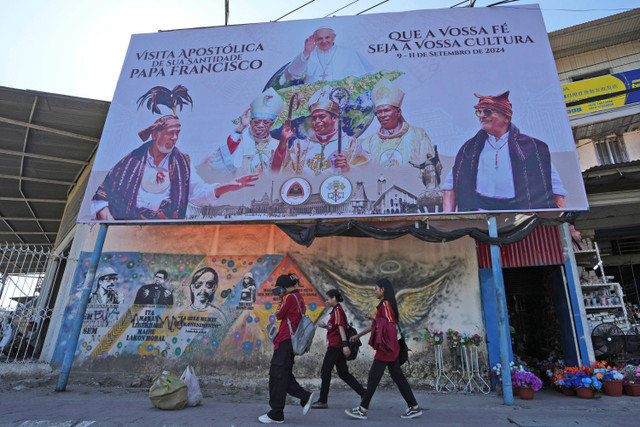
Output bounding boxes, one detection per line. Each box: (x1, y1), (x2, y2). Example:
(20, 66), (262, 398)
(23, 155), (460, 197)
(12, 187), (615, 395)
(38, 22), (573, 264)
(180, 365), (203, 407)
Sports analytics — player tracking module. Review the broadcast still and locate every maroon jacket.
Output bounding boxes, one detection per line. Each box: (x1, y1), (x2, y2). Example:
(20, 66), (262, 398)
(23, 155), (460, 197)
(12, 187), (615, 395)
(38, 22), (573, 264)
(273, 290), (304, 350)
(368, 300), (400, 362)
(327, 304), (348, 348)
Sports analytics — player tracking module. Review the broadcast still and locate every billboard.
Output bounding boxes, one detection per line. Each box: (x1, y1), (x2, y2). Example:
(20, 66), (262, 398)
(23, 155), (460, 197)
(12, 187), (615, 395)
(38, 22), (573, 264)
(564, 67), (640, 116)
(78, 5), (588, 224)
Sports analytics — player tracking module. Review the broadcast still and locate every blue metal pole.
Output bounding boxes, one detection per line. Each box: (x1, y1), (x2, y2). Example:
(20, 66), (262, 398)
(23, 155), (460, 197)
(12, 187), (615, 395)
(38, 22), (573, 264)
(56, 224), (108, 392)
(488, 216), (513, 405)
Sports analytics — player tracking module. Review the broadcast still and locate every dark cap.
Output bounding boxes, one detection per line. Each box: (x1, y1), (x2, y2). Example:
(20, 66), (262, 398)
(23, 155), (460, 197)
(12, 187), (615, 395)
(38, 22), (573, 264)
(276, 273), (299, 288)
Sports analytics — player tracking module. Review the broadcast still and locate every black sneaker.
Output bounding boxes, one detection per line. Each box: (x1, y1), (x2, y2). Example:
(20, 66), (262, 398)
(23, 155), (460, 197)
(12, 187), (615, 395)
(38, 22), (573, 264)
(345, 406), (367, 420)
(400, 406), (423, 419)
(311, 400), (328, 409)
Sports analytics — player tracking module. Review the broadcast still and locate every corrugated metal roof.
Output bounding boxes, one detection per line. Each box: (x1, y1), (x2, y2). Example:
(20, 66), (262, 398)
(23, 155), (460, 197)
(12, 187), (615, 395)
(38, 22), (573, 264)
(573, 112), (640, 141)
(477, 225), (563, 268)
(0, 86), (109, 246)
(549, 8), (640, 59)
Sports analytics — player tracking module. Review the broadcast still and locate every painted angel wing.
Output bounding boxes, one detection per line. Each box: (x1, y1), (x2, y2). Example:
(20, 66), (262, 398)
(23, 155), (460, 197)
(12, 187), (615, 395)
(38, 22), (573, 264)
(396, 265), (457, 326)
(320, 267), (378, 319)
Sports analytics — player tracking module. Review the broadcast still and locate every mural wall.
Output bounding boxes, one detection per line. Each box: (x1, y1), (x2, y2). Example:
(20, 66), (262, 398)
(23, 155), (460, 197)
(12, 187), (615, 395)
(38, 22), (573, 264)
(52, 224), (485, 378)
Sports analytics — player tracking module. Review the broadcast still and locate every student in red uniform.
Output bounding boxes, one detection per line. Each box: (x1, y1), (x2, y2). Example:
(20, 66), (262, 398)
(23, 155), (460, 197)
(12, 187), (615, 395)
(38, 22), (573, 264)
(345, 278), (423, 420)
(259, 273), (314, 424)
(312, 289), (366, 409)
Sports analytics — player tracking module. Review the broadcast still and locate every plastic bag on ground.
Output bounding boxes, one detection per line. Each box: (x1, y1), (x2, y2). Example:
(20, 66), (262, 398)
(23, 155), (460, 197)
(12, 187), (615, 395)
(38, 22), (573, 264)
(149, 370), (188, 410)
(180, 365), (203, 406)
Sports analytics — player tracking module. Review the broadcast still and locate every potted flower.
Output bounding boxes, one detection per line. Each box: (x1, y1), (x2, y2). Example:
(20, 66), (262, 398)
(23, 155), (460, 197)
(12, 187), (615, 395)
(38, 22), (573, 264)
(490, 361), (529, 396)
(425, 327), (444, 346)
(622, 364), (640, 396)
(572, 371), (602, 399)
(469, 333), (484, 346)
(445, 328), (462, 347)
(593, 363), (624, 397)
(512, 371), (543, 399)
(552, 367), (578, 396)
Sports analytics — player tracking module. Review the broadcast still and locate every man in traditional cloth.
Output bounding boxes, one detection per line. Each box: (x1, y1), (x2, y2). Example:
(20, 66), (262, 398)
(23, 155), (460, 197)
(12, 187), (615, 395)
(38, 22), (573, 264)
(210, 88), (286, 174)
(91, 115), (258, 220)
(358, 78), (434, 168)
(272, 86), (363, 175)
(134, 270), (173, 306)
(89, 267), (120, 305)
(283, 27), (373, 84)
(442, 91), (567, 212)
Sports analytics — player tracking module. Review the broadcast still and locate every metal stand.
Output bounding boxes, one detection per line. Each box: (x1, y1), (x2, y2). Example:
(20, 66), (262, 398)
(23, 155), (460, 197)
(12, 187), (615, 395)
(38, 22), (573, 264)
(434, 345), (456, 392)
(463, 345), (491, 394)
(449, 343), (465, 389)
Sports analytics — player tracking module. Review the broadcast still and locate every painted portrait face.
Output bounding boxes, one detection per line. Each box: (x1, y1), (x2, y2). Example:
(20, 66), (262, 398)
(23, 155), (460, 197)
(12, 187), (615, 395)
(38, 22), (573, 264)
(375, 105), (402, 130)
(310, 110), (337, 136)
(191, 271), (217, 307)
(99, 274), (118, 290)
(153, 272), (166, 285)
(250, 118), (274, 139)
(314, 28), (336, 52)
(476, 108), (510, 137)
(152, 123), (181, 155)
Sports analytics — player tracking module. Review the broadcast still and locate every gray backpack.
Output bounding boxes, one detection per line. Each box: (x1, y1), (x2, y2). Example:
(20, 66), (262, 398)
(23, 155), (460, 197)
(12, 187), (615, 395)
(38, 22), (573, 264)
(287, 294), (316, 355)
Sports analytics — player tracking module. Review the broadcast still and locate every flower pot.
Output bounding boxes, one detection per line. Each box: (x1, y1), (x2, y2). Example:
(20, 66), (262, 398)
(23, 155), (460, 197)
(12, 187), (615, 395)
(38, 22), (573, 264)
(575, 386), (594, 399)
(602, 379), (623, 397)
(624, 383), (640, 396)
(518, 387), (534, 400)
(512, 387), (520, 397)
(560, 386), (576, 396)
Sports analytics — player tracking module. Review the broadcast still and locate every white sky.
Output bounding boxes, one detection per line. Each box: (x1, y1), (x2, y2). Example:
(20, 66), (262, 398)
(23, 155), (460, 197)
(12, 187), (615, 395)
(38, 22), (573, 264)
(1, 1), (636, 101)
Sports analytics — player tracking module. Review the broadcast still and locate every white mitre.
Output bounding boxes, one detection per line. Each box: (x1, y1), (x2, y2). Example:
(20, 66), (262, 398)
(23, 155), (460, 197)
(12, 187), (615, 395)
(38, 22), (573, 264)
(372, 78), (405, 108)
(308, 85), (340, 115)
(250, 88), (285, 120)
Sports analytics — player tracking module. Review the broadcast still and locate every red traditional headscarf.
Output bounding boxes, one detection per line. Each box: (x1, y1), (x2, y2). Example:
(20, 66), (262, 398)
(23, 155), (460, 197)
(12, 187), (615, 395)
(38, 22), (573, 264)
(138, 115), (181, 142)
(474, 91), (512, 118)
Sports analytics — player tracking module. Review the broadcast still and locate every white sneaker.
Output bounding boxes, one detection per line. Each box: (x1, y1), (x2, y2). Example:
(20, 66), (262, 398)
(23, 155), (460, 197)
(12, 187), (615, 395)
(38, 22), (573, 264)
(345, 406), (368, 420)
(258, 414), (284, 424)
(302, 392), (314, 415)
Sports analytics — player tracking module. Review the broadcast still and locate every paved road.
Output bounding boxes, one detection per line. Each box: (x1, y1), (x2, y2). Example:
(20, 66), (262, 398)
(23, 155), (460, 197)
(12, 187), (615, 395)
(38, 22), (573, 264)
(0, 379), (638, 426)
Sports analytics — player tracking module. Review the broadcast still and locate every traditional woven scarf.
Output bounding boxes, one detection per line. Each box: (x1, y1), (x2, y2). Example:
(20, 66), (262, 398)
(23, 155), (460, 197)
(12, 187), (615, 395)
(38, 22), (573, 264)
(93, 141), (190, 219)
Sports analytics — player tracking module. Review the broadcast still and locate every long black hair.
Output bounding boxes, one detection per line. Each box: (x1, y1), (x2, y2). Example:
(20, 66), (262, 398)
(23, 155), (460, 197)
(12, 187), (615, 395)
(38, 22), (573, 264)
(326, 288), (343, 302)
(376, 278), (399, 322)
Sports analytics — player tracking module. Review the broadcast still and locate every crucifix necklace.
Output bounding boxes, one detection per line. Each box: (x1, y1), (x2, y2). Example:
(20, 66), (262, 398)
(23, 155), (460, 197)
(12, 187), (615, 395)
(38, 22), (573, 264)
(316, 48), (337, 81)
(485, 137), (508, 170)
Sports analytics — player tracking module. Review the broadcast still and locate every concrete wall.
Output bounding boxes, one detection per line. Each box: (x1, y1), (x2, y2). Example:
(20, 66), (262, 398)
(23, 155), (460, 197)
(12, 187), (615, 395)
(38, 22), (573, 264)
(555, 39), (640, 84)
(48, 223), (485, 381)
(575, 130), (640, 171)
(576, 139), (600, 171)
(625, 130), (640, 161)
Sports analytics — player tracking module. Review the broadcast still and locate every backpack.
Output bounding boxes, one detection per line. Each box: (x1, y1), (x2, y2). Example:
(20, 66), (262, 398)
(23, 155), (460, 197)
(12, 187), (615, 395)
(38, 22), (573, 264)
(398, 325), (410, 366)
(345, 323), (361, 361)
(287, 293), (316, 355)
